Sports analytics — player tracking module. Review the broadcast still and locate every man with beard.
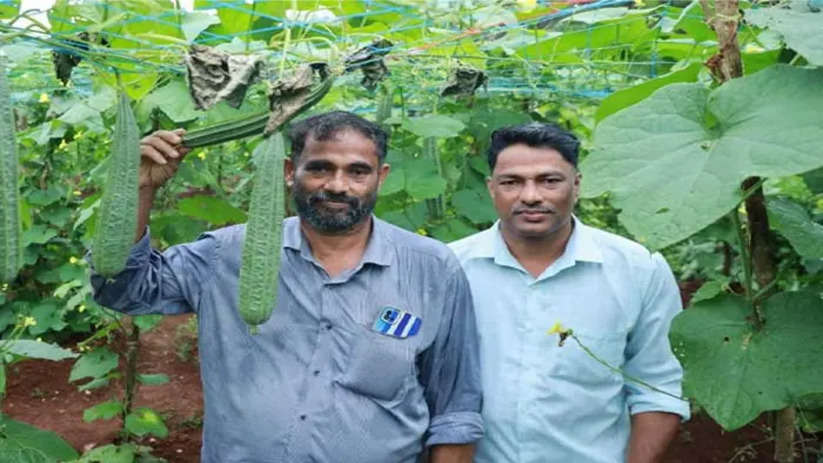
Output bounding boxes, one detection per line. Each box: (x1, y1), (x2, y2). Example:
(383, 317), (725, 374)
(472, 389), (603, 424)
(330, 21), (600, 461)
(89, 111), (483, 463)
(449, 123), (688, 463)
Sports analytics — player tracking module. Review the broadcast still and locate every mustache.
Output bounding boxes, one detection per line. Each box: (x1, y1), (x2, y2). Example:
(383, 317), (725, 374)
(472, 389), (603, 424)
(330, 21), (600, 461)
(308, 191), (360, 207)
(513, 207), (554, 214)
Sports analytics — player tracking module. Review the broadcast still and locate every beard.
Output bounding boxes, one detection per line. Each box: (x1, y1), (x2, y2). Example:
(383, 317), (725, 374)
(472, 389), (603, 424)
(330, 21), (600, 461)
(292, 182), (378, 234)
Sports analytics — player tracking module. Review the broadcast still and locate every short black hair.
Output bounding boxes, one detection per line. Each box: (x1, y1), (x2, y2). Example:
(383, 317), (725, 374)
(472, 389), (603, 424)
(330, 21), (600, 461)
(488, 122), (580, 171)
(288, 111), (388, 163)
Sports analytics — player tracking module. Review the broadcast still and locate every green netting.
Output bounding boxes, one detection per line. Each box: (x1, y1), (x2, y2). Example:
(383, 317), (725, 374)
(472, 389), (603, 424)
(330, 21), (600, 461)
(0, 0), (713, 102)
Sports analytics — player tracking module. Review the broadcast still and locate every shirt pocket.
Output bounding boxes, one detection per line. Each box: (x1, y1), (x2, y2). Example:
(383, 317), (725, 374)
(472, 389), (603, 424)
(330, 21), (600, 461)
(339, 327), (414, 402)
(553, 330), (627, 386)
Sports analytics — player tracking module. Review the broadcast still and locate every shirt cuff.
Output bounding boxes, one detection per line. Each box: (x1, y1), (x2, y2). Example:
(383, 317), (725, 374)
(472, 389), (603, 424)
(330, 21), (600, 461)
(425, 411), (484, 447)
(629, 396), (691, 422)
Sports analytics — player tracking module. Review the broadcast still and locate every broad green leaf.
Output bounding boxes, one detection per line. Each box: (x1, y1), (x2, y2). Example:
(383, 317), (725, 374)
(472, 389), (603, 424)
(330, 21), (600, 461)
(595, 63), (702, 122)
(27, 186), (65, 207)
(150, 214), (208, 246)
(69, 347), (118, 383)
(29, 301), (67, 335)
(767, 197), (823, 259)
(138, 79), (200, 123)
(746, 0), (823, 66)
(133, 314), (163, 332)
(803, 167), (823, 194)
(72, 443), (135, 463)
(83, 400), (124, 422)
(452, 188), (497, 225)
(181, 10), (221, 42)
(177, 195), (247, 226)
(688, 278), (729, 306)
(0, 416), (79, 461)
(78, 377), (110, 392)
(403, 158), (447, 200)
(379, 166), (405, 197)
(137, 373), (170, 386)
(670, 291), (823, 430)
(582, 65), (823, 249)
(124, 408), (168, 438)
(403, 115), (465, 138)
(22, 225), (58, 247)
(1, 339), (77, 361)
(430, 218), (478, 242)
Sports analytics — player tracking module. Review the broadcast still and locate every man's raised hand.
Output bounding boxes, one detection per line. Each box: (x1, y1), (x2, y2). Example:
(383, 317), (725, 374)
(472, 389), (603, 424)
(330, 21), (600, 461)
(139, 129), (191, 189)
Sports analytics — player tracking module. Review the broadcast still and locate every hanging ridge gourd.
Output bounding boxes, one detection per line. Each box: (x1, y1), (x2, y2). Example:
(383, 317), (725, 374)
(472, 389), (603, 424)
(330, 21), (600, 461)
(91, 93), (140, 278)
(237, 133), (286, 334)
(0, 56), (21, 283)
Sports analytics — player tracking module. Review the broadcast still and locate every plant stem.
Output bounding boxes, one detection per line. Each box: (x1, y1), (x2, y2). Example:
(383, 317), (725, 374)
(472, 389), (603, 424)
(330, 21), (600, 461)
(570, 334), (687, 402)
(730, 209), (753, 301)
(122, 319), (141, 441)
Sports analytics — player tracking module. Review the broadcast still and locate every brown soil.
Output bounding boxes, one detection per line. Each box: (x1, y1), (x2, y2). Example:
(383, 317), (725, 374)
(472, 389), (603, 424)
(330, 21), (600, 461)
(3, 314), (819, 462)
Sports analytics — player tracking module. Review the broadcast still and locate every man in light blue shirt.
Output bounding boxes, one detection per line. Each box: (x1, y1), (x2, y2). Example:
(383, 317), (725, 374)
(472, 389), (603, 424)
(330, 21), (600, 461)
(449, 122), (689, 463)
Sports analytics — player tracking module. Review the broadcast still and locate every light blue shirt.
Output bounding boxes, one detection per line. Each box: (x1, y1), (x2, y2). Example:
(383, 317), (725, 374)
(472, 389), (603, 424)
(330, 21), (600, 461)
(449, 218), (689, 463)
(91, 217), (483, 463)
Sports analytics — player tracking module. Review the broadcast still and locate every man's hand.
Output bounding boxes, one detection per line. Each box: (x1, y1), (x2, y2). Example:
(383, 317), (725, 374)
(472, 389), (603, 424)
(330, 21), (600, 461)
(134, 129), (189, 242)
(139, 129), (190, 190)
(627, 411), (680, 463)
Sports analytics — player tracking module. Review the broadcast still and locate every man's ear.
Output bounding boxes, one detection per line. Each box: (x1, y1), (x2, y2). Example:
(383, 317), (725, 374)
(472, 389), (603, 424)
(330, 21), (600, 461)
(284, 157), (295, 188)
(376, 163), (391, 188)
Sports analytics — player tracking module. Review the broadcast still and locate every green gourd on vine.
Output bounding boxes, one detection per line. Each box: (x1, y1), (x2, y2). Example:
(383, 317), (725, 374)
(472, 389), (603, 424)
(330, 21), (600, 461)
(91, 93), (140, 278)
(237, 132), (286, 333)
(0, 55), (21, 284)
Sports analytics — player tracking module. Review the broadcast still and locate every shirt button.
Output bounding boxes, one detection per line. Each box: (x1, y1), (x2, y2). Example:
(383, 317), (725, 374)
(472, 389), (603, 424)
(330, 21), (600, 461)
(300, 414), (307, 421)
(313, 370), (320, 376)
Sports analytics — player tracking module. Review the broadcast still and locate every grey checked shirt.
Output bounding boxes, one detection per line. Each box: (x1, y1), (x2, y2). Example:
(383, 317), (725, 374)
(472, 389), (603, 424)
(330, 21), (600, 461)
(91, 216), (483, 463)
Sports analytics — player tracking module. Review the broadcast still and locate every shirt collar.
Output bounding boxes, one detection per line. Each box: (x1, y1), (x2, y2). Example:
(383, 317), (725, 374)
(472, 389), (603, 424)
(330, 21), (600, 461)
(483, 215), (603, 269)
(282, 215), (392, 267)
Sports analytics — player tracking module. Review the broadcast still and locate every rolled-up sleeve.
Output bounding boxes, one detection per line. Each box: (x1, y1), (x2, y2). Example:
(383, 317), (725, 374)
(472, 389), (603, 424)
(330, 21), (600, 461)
(419, 263), (484, 447)
(89, 227), (217, 316)
(623, 252), (691, 420)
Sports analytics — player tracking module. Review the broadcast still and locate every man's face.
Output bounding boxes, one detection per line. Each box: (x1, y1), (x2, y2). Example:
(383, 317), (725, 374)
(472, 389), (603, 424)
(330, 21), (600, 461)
(286, 129), (390, 234)
(487, 143), (580, 241)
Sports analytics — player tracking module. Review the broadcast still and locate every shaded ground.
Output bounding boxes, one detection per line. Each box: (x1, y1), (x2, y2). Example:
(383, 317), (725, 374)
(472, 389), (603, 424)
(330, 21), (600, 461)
(3, 314), (819, 462)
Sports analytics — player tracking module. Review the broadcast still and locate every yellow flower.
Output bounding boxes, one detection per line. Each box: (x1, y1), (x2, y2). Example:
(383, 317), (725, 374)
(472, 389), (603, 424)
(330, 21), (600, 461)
(58, 139), (68, 150)
(73, 190), (82, 196)
(23, 316), (37, 327)
(77, 304), (86, 313)
(75, 131), (84, 140)
(39, 93), (50, 104)
(197, 151), (207, 160)
(416, 228), (428, 236)
(547, 322), (566, 335)
(69, 256), (79, 264)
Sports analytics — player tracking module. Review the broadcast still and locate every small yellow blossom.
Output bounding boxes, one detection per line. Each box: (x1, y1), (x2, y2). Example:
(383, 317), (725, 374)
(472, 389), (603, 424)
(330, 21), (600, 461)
(69, 256), (79, 264)
(74, 131), (84, 140)
(416, 228), (428, 236)
(197, 151), (207, 160)
(23, 316), (37, 327)
(58, 139), (68, 150)
(78, 304), (86, 313)
(547, 322), (566, 335)
(73, 190), (82, 196)
(39, 93), (50, 104)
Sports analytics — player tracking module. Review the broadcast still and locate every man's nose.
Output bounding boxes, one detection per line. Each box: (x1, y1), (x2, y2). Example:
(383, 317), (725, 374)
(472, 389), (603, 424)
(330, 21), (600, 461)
(519, 180), (541, 205)
(325, 170), (348, 194)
